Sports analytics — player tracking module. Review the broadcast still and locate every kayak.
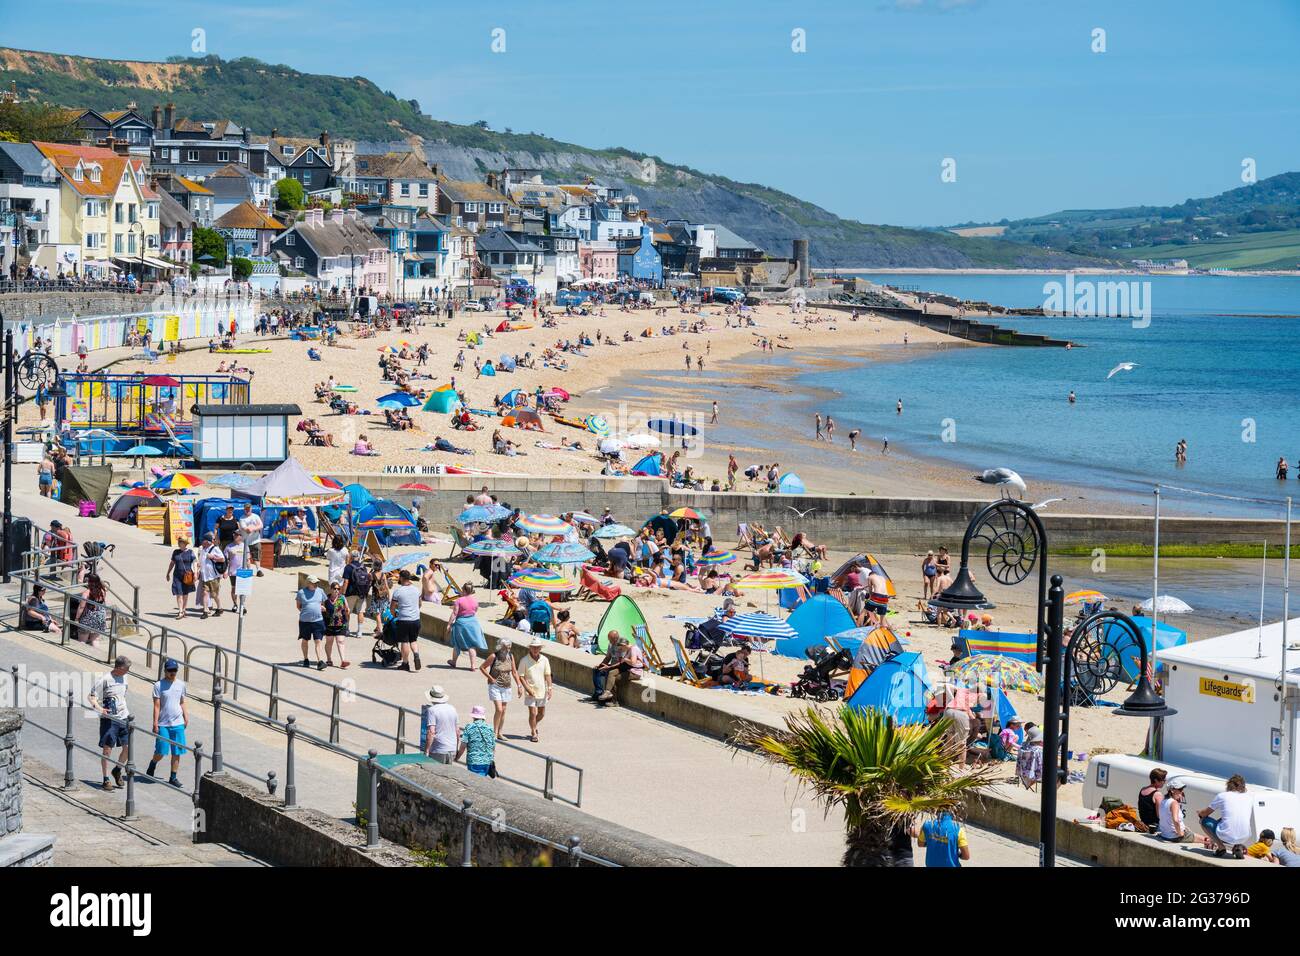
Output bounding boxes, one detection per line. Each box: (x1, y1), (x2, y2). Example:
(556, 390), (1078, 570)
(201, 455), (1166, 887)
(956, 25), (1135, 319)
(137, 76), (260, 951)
(551, 415), (588, 430)
(215, 348), (271, 354)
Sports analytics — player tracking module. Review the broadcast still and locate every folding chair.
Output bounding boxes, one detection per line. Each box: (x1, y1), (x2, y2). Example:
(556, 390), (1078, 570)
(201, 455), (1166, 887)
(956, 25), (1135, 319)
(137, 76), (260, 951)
(448, 524), (469, 559)
(735, 523), (753, 549)
(631, 624), (667, 674)
(437, 566), (466, 605)
(669, 637), (714, 687)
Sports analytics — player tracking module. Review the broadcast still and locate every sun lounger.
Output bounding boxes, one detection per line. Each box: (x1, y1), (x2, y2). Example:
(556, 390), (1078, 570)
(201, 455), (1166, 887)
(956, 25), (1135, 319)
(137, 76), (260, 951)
(579, 565), (621, 602)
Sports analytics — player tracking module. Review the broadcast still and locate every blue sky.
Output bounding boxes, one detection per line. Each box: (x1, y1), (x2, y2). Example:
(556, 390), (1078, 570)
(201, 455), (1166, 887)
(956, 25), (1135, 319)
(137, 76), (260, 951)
(2, 0), (1297, 227)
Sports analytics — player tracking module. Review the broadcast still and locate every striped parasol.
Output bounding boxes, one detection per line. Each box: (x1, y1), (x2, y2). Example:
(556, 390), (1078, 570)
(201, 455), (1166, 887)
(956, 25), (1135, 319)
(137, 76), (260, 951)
(669, 507), (707, 521)
(509, 567), (575, 590)
(457, 504), (510, 524)
(1065, 589), (1107, 605)
(592, 523), (635, 539)
(311, 475), (343, 489)
(585, 415), (610, 436)
(464, 539), (521, 557)
(516, 514), (571, 536)
(719, 612), (798, 642)
(950, 655), (1043, 694)
(734, 569), (809, 590)
(398, 483), (437, 491)
(697, 549), (737, 566)
(150, 472), (205, 491)
(533, 541), (595, 564)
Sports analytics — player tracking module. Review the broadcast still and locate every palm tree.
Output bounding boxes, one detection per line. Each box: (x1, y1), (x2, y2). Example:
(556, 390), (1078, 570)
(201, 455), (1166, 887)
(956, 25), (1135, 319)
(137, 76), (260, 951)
(736, 706), (998, 867)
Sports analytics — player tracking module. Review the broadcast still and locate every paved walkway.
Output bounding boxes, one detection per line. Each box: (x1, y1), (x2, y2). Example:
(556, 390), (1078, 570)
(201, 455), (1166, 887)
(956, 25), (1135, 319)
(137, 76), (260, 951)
(3, 479), (1082, 866)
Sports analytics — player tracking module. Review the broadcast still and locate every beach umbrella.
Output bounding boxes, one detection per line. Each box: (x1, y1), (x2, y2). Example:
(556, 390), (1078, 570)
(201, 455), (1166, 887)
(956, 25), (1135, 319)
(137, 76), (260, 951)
(585, 415), (610, 437)
(357, 511), (417, 530)
(647, 418), (698, 438)
(669, 507), (707, 521)
(123, 444), (163, 482)
(398, 483), (436, 491)
(734, 569), (809, 590)
(697, 549), (737, 566)
(509, 567), (575, 590)
(533, 542), (595, 565)
(464, 539), (521, 557)
(593, 523), (634, 539)
(834, 625), (905, 667)
(1065, 589), (1107, 605)
(377, 400), (403, 411)
(598, 438), (626, 455)
(382, 551), (434, 572)
(516, 514), (571, 536)
(569, 512), (599, 525)
(457, 505), (507, 524)
(623, 432), (661, 448)
(311, 475), (344, 490)
(208, 473), (256, 489)
(141, 375), (180, 387)
(951, 655), (1043, 695)
(150, 472), (205, 492)
(720, 612), (798, 642)
(1139, 594), (1194, 614)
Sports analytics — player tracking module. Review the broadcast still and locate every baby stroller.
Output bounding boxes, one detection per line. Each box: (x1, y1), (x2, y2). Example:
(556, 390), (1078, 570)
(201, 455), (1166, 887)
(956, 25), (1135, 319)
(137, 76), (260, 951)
(791, 644), (852, 701)
(370, 614), (402, 667)
(81, 541), (115, 577)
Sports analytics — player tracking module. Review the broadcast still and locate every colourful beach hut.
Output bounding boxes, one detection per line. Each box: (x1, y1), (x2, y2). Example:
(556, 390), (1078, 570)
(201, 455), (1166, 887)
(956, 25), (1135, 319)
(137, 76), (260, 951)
(845, 651), (931, 725)
(774, 593), (856, 658)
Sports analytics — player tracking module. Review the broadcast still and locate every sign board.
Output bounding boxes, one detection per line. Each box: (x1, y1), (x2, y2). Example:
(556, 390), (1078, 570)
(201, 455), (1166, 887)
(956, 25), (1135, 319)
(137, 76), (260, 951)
(381, 464), (448, 476)
(165, 498), (196, 545)
(68, 399), (91, 424)
(234, 568), (254, 597)
(1199, 676), (1256, 704)
(14, 441), (44, 464)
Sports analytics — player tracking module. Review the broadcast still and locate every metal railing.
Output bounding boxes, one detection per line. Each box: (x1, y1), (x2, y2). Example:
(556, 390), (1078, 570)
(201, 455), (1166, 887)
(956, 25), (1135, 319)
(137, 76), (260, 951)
(4, 553), (584, 806)
(4, 664), (615, 866)
(22, 546), (141, 622)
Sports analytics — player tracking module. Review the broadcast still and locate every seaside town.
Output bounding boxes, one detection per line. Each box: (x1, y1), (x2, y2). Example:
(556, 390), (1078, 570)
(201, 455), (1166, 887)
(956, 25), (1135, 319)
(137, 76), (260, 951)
(0, 10), (1296, 930)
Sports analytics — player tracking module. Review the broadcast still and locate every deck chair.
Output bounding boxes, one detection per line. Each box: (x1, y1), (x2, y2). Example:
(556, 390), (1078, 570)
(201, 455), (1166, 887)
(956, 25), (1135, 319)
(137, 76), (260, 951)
(448, 524), (469, 559)
(436, 565), (466, 605)
(669, 637), (714, 687)
(631, 624), (667, 674)
(579, 565), (621, 602)
(735, 523), (753, 549)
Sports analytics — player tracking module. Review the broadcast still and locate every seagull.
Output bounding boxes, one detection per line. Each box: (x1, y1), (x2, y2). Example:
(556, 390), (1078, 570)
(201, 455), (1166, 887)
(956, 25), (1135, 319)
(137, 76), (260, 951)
(1030, 497), (1063, 511)
(974, 468), (1027, 499)
(1106, 362), (1139, 379)
(787, 506), (817, 519)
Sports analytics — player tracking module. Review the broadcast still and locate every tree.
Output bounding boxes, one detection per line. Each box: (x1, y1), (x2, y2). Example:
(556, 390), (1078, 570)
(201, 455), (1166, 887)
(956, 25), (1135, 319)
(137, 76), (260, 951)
(0, 100), (82, 143)
(232, 257), (254, 281)
(735, 706), (996, 867)
(192, 226), (227, 268)
(275, 177), (305, 211)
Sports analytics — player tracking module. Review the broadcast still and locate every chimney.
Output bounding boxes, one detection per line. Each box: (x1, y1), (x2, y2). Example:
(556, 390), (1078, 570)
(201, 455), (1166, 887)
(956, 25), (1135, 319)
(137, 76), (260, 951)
(429, 163), (438, 177)
(306, 207), (324, 225)
(151, 104), (161, 128)
(242, 126), (251, 145)
(328, 208), (345, 223)
(164, 102), (175, 130)
(271, 127), (278, 140)
(486, 172), (497, 190)
(320, 130), (330, 148)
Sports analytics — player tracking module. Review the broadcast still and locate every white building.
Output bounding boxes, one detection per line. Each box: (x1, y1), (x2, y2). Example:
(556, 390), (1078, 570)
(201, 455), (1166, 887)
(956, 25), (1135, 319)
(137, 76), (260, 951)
(0, 143), (67, 275)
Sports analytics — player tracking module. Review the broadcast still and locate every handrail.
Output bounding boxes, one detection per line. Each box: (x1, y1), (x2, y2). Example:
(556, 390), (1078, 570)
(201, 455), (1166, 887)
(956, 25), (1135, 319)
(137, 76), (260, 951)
(22, 549), (141, 621)
(4, 558), (584, 806)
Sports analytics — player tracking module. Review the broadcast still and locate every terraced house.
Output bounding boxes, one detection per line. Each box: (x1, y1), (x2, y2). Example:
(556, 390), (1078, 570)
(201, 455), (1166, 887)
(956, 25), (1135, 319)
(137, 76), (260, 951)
(33, 141), (163, 279)
(342, 151), (438, 213)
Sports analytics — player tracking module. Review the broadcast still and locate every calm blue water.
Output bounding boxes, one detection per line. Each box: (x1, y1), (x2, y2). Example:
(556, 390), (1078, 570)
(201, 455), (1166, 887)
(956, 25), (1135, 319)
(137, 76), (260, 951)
(811, 273), (1300, 514)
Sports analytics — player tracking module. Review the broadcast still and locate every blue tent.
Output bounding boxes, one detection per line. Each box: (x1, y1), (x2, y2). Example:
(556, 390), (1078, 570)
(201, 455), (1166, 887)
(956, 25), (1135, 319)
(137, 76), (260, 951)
(774, 593), (856, 658)
(355, 499), (420, 546)
(630, 453), (661, 477)
(846, 651), (931, 725)
(481, 362), (496, 377)
(501, 389), (526, 407)
(321, 483), (374, 524)
(1108, 615), (1187, 683)
(378, 391), (421, 408)
(777, 472), (806, 495)
(498, 355), (517, 372)
(778, 587), (806, 611)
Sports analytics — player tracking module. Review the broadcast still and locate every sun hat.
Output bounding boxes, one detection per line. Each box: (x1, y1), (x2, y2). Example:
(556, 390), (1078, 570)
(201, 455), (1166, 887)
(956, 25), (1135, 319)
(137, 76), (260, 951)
(470, 705), (486, 719)
(428, 685), (449, 704)
(1026, 726), (1044, 744)
(1168, 777), (1188, 790)
(528, 637), (544, 648)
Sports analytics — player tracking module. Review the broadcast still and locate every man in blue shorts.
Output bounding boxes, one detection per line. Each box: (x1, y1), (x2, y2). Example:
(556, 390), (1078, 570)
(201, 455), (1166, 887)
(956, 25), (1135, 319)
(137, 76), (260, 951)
(146, 658), (188, 786)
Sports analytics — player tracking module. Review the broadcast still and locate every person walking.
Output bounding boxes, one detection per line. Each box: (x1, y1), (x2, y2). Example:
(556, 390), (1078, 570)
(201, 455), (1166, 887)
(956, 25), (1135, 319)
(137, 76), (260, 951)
(197, 532), (226, 618)
(447, 583), (487, 669)
(296, 576), (327, 670)
(73, 573), (108, 647)
(166, 536), (197, 619)
(479, 638), (519, 741)
(342, 551), (372, 638)
(325, 535), (348, 587)
(145, 658), (188, 787)
(238, 502), (263, 573)
(323, 581), (351, 668)
(87, 656), (132, 792)
(456, 705), (496, 776)
(518, 637), (553, 743)
(389, 569), (423, 672)
(421, 685), (458, 763)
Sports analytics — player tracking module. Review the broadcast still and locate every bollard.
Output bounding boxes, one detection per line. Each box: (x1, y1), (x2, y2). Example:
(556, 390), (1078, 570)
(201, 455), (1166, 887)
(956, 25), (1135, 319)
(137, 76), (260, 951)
(568, 836), (582, 867)
(268, 665), (279, 720)
(365, 749), (379, 849)
(329, 685), (341, 744)
(156, 627), (168, 677)
(62, 690), (75, 790)
(132, 585), (140, 623)
(8, 665), (17, 709)
(543, 758), (555, 801)
(210, 668), (225, 774)
(284, 716), (298, 809)
(460, 800), (474, 867)
(267, 770), (277, 796)
(192, 741), (204, 797)
(123, 717), (138, 820)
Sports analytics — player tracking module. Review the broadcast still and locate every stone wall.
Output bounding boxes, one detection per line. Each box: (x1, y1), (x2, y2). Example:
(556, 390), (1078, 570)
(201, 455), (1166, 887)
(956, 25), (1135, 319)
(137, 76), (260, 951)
(195, 772), (415, 867)
(0, 291), (158, 324)
(0, 710), (54, 867)
(377, 761), (727, 867)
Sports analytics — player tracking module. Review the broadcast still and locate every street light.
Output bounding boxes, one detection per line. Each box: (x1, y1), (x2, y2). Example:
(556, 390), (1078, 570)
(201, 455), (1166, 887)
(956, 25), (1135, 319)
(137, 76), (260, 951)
(131, 221), (145, 284)
(930, 500), (1175, 867)
(343, 242), (357, 295)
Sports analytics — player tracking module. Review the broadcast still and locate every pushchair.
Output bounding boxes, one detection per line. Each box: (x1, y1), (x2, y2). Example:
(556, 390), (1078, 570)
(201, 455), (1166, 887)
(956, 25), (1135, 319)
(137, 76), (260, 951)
(791, 644), (852, 701)
(81, 541), (115, 577)
(370, 613), (402, 667)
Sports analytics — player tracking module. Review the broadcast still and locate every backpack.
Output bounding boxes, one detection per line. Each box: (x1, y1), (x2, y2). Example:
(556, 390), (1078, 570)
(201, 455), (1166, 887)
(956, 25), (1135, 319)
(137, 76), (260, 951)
(528, 600), (551, 625)
(351, 564), (372, 592)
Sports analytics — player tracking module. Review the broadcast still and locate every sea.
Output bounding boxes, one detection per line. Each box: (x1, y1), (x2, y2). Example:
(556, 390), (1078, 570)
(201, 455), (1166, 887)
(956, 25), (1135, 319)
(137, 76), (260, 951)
(811, 272), (1300, 518)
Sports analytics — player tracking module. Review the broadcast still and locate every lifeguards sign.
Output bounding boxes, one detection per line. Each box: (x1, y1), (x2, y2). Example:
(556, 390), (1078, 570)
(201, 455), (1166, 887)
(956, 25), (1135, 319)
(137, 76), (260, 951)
(1199, 676), (1256, 704)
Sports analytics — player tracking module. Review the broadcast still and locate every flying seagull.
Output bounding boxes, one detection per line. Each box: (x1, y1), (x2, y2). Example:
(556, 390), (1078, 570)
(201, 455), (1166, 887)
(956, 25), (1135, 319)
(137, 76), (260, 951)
(1106, 362), (1139, 379)
(974, 468), (1027, 499)
(1030, 497), (1064, 511)
(786, 506), (817, 520)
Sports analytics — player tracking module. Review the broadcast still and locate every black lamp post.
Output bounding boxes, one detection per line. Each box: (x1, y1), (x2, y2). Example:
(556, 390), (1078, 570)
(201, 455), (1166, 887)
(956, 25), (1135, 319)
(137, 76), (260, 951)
(930, 500), (1175, 867)
(343, 242), (357, 297)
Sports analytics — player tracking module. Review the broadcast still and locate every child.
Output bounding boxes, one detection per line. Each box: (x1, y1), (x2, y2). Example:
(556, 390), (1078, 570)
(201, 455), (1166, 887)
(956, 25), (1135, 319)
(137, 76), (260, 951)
(1246, 829), (1278, 862)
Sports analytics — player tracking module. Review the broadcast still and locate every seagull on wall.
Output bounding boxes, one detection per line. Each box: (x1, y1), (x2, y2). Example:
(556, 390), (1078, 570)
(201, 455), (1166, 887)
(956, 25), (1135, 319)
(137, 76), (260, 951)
(974, 468), (1027, 499)
(1106, 362), (1139, 379)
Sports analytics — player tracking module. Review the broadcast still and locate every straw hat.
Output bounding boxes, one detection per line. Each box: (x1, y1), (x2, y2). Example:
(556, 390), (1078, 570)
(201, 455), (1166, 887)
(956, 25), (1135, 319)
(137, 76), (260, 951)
(427, 685), (449, 704)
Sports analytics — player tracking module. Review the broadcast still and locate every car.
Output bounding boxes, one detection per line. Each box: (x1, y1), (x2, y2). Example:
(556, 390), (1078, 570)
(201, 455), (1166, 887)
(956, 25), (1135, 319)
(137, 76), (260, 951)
(709, 287), (744, 304)
(555, 290), (592, 307)
(462, 299), (488, 312)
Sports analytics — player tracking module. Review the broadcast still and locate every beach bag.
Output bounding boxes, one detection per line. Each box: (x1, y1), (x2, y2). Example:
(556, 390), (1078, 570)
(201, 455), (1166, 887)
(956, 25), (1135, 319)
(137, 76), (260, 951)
(78, 500), (98, 518)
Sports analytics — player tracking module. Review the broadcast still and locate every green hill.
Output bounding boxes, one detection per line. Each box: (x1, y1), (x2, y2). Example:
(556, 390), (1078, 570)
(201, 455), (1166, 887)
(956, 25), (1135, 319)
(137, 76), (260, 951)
(0, 47), (1116, 271)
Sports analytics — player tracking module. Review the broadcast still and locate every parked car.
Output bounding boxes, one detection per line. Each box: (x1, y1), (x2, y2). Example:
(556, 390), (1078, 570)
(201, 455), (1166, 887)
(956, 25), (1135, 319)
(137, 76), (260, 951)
(709, 287), (745, 304)
(462, 299), (488, 312)
(556, 290), (592, 307)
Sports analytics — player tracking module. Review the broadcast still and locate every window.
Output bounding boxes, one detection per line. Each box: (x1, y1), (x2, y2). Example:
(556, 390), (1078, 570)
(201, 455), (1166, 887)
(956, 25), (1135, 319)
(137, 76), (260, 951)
(400, 183), (410, 197)
(72, 164), (84, 182)
(285, 233), (295, 246)
(148, 202), (158, 219)
(114, 203), (124, 224)
(463, 202), (478, 214)
(170, 149), (180, 163)
(187, 150), (199, 163)
(85, 233), (99, 249)
(217, 151), (229, 163)
(239, 151), (247, 164)
(294, 256), (304, 269)
(488, 203), (503, 214)
(148, 234), (158, 249)
(418, 183), (428, 198)
(128, 234), (136, 254)
(305, 152), (314, 165)
(128, 204), (138, 224)
(114, 234), (123, 254)
(282, 145), (296, 157)
(88, 165), (100, 183)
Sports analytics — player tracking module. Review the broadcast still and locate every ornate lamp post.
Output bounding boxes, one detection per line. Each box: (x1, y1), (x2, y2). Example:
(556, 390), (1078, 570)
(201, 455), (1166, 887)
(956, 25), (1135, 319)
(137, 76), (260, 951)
(931, 500), (1175, 866)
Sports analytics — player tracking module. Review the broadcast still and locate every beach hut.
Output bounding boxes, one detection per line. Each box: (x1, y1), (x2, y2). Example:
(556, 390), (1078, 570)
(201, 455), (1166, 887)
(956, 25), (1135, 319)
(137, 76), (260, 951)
(191, 403), (302, 469)
(845, 651), (931, 725)
(777, 472), (806, 495)
(774, 593), (856, 659)
(595, 595), (649, 654)
(423, 388), (460, 414)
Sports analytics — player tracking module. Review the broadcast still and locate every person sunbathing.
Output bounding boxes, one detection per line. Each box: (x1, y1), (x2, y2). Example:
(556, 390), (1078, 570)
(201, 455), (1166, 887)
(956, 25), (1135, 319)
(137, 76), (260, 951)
(790, 532), (828, 561)
(430, 436), (473, 455)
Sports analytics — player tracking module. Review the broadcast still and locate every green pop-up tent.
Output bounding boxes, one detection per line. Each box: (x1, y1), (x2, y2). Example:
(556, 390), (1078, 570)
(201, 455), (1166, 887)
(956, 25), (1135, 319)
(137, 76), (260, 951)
(594, 594), (648, 654)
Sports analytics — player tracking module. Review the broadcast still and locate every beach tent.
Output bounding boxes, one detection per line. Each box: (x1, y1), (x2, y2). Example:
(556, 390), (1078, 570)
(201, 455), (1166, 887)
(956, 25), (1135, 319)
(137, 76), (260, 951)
(594, 595), (648, 654)
(239, 456), (347, 507)
(495, 320), (511, 333)
(480, 362), (496, 377)
(845, 651), (931, 725)
(498, 354), (517, 372)
(501, 389), (526, 407)
(57, 465), (113, 514)
(355, 499), (420, 546)
(830, 553), (899, 599)
(503, 408), (544, 430)
(774, 593), (856, 658)
(378, 391), (421, 408)
(1109, 615), (1188, 683)
(958, 629), (1036, 664)
(777, 473), (806, 495)
(630, 453), (662, 477)
(108, 486), (164, 523)
(465, 331), (481, 346)
(423, 388), (460, 414)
